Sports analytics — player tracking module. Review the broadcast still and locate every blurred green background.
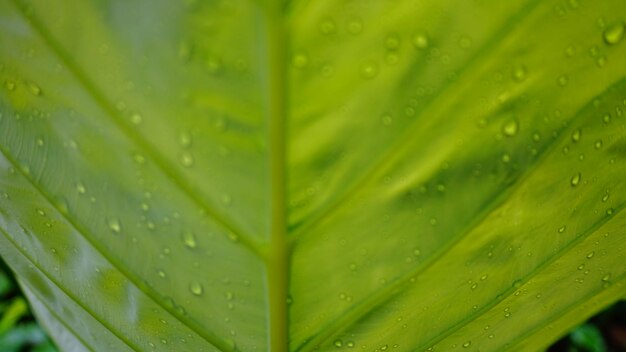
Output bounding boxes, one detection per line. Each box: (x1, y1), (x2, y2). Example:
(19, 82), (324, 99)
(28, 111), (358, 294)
(0, 256), (624, 352)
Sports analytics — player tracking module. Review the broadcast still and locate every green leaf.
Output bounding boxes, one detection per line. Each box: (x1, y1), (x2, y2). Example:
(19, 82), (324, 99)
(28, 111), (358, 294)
(1, 0), (626, 351)
(570, 324), (606, 352)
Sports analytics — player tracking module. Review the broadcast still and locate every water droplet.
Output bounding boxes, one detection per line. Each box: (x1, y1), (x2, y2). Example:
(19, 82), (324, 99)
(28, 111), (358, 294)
(558, 226), (566, 233)
(480, 274), (488, 280)
(133, 153), (146, 164)
(319, 19), (336, 35)
(571, 128), (581, 142)
(76, 183), (86, 194)
(502, 118), (519, 136)
(459, 35), (472, 49)
(606, 208), (614, 216)
(334, 339), (343, 348)
(463, 341), (472, 348)
(221, 193), (232, 206)
(381, 114), (392, 126)
(603, 21), (624, 45)
(180, 152), (194, 167)
(347, 18), (363, 34)
(385, 33), (400, 50)
(27, 81), (41, 96)
(360, 61), (379, 79)
(570, 172), (581, 187)
(205, 55), (222, 75)
(4, 80), (16, 91)
(380, 345), (388, 351)
(130, 113), (142, 125)
(586, 251), (595, 259)
(189, 281), (204, 296)
(412, 32), (430, 49)
(512, 65), (527, 82)
(602, 193), (609, 202)
(501, 153), (511, 163)
(594, 139), (603, 149)
(108, 218), (121, 233)
(346, 341), (355, 348)
(36, 138), (44, 147)
(558, 75), (569, 87)
(36, 208), (46, 216)
(292, 51), (309, 68)
(182, 232), (197, 249)
(602, 274), (611, 282)
(157, 269), (166, 278)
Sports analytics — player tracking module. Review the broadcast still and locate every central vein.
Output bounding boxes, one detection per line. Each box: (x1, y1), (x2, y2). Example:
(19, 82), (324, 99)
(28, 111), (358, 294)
(263, 2), (289, 351)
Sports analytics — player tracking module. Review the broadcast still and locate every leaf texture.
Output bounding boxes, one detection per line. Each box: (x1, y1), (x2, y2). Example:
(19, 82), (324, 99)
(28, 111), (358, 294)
(0, 0), (625, 351)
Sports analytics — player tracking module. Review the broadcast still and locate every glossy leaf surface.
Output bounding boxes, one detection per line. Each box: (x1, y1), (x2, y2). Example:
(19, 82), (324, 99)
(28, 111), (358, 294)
(1, 0), (626, 351)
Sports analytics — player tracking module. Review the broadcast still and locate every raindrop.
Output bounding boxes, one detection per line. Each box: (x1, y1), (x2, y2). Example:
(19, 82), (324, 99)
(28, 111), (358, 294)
(27, 81), (41, 96)
(189, 281), (204, 296)
(346, 341), (355, 348)
(130, 113), (142, 125)
(4, 80), (16, 91)
(570, 172), (581, 187)
(571, 128), (581, 142)
(558, 226), (566, 233)
(360, 61), (379, 79)
(463, 341), (472, 348)
(182, 232), (197, 249)
(179, 131), (192, 148)
(108, 218), (121, 233)
(292, 51), (309, 69)
(205, 55), (222, 75)
(347, 18), (363, 34)
(157, 269), (166, 278)
(319, 19), (336, 35)
(180, 152), (194, 167)
(334, 339), (343, 348)
(412, 32), (430, 49)
(586, 251), (595, 259)
(502, 118), (519, 136)
(76, 183), (86, 195)
(512, 65), (527, 82)
(385, 33), (400, 50)
(381, 114), (392, 126)
(603, 21), (624, 45)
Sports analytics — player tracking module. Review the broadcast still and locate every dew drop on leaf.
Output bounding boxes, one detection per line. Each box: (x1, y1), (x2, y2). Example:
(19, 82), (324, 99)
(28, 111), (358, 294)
(319, 18), (336, 35)
(189, 281), (204, 296)
(130, 113), (142, 125)
(76, 183), (86, 194)
(182, 231), (197, 249)
(179, 131), (192, 148)
(4, 80), (15, 91)
(360, 61), (379, 79)
(512, 65), (527, 82)
(570, 172), (581, 187)
(107, 218), (121, 233)
(27, 81), (41, 96)
(292, 51), (309, 69)
(502, 118), (519, 137)
(347, 17), (363, 34)
(603, 21), (624, 45)
(558, 75), (569, 87)
(463, 341), (472, 348)
(385, 33), (400, 50)
(180, 152), (194, 167)
(412, 32), (429, 49)
(586, 251), (595, 259)
(571, 128), (581, 142)
(334, 339), (343, 348)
